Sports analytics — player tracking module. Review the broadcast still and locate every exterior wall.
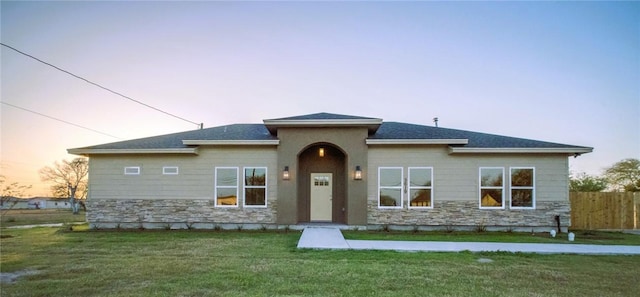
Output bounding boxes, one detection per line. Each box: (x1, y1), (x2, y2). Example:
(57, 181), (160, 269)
(276, 127), (369, 225)
(367, 146), (571, 229)
(87, 147), (278, 226)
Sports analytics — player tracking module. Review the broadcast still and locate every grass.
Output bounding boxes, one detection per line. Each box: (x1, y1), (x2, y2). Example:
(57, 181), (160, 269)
(342, 230), (640, 246)
(0, 209), (86, 227)
(1, 227), (640, 297)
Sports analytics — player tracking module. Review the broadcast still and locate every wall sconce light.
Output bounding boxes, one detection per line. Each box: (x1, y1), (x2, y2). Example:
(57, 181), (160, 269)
(283, 166), (290, 180)
(354, 165), (362, 180)
(319, 148), (325, 157)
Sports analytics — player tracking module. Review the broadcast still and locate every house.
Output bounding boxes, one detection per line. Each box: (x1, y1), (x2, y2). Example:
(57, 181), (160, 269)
(0, 197), (71, 210)
(68, 113), (592, 231)
(1, 197), (31, 209)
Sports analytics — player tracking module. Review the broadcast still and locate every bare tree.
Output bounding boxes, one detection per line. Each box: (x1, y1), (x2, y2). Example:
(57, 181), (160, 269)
(39, 158), (88, 214)
(0, 175), (32, 214)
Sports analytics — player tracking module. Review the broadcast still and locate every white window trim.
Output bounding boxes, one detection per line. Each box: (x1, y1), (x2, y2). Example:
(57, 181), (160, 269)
(214, 167), (239, 208)
(408, 167), (434, 209)
(510, 167), (536, 209)
(163, 166), (179, 175)
(378, 167), (404, 209)
(124, 166), (140, 175)
(243, 167), (268, 208)
(479, 167), (505, 209)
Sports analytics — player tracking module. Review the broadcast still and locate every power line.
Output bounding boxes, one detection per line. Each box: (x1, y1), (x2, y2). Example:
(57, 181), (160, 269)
(1, 101), (122, 139)
(1, 42), (202, 128)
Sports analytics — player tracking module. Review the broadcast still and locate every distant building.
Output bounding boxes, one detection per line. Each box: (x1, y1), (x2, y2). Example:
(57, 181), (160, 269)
(1, 197), (71, 209)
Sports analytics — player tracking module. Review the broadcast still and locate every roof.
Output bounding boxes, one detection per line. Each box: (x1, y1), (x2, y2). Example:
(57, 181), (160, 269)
(368, 122), (592, 153)
(263, 112), (382, 134)
(266, 112), (381, 121)
(68, 113), (592, 155)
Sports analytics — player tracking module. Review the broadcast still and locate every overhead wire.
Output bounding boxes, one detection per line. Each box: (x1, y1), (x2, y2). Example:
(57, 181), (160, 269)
(1, 101), (122, 139)
(0, 42), (202, 128)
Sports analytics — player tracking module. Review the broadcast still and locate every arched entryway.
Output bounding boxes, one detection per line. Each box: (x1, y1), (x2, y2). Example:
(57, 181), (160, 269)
(297, 143), (346, 223)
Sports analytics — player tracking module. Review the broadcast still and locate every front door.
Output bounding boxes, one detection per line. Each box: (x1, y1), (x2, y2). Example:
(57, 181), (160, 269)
(310, 173), (332, 221)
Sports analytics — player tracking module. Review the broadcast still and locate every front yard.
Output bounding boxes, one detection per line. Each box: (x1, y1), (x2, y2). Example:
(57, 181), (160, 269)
(1, 209), (86, 227)
(1, 227), (639, 297)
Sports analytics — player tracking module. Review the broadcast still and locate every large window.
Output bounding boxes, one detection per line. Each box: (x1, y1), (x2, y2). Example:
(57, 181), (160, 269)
(378, 167), (403, 208)
(215, 167), (238, 207)
(244, 167), (267, 207)
(408, 167), (433, 208)
(479, 167), (504, 209)
(511, 167), (535, 208)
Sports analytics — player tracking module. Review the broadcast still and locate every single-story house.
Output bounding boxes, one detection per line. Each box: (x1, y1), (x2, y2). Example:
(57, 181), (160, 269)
(68, 113), (592, 231)
(0, 197), (66, 209)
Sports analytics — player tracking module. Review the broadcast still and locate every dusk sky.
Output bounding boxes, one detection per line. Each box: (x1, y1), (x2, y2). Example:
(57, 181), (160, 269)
(1, 1), (638, 196)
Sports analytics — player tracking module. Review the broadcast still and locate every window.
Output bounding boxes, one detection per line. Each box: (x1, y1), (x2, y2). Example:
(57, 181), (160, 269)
(314, 176), (330, 186)
(408, 167), (433, 208)
(244, 167), (267, 207)
(479, 167), (504, 209)
(215, 167), (238, 207)
(163, 166), (179, 175)
(124, 167), (140, 175)
(511, 167), (535, 208)
(378, 167), (403, 208)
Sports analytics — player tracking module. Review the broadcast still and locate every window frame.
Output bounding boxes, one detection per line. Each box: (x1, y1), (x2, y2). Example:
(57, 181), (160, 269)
(243, 166), (268, 208)
(479, 167), (505, 209)
(214, 167), (239, 208)
(378, 167), (404, 209)
(124, 166), (140, 175)
(510, 167), (535, 209)
(162, 166), (179, 175)
(408, 167), (434, 209)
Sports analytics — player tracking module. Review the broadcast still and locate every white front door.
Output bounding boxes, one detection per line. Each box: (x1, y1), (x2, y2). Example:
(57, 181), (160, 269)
(310, 173), (332, 221)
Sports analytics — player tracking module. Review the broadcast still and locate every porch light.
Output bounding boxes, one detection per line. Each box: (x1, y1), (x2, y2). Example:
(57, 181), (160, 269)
(283, 166), (290, 180)
(354, 166), (362, 180)
(319, 148), (325, 157)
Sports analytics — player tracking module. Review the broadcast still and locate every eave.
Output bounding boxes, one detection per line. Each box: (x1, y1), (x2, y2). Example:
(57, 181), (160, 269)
(448, 147), (594, 155)
(366, 139), (469, 145)
(67, 148), (199, 156)
(182, 140), (280, 146)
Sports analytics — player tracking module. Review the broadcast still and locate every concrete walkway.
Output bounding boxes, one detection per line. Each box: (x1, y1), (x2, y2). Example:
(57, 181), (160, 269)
(297, 227), (640, 255)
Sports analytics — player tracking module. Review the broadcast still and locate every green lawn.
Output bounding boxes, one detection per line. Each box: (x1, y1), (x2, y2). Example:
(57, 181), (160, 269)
(1, 228), (639, 297)
(0, 209), (86, 227)
(342, 230), (640, 246)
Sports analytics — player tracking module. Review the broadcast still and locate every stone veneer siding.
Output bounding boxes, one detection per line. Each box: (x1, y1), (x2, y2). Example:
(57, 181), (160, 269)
(367, 201), (570, 231)
(87, 199), (277, 229)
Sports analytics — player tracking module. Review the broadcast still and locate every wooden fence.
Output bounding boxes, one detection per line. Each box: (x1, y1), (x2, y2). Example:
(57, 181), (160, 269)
(570, 192), (640, 230)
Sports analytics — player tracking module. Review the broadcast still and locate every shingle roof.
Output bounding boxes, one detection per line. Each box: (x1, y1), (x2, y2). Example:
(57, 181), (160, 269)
(78, 124), (274, 150)
(69, 114), (591, 153)
(266, 112), (380, 121)
(372, 122), (585, 149)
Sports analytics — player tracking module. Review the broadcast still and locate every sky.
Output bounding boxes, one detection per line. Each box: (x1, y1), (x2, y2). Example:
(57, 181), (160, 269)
(1, 1), (639, 197)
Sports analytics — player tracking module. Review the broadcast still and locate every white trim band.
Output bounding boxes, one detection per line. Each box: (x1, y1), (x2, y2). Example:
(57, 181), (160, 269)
(448, 147), (593, 154)
(67, 148), (199, 155)
(366, 139), (469, 145)
(182, 140), (280, 146)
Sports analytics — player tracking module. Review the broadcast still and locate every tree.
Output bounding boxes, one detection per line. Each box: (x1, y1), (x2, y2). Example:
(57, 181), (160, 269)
(0, 175), (32, 214)
(603, 158), (640, 192)
(39, 158), (88, 214)
(569, 172), (607, 192)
